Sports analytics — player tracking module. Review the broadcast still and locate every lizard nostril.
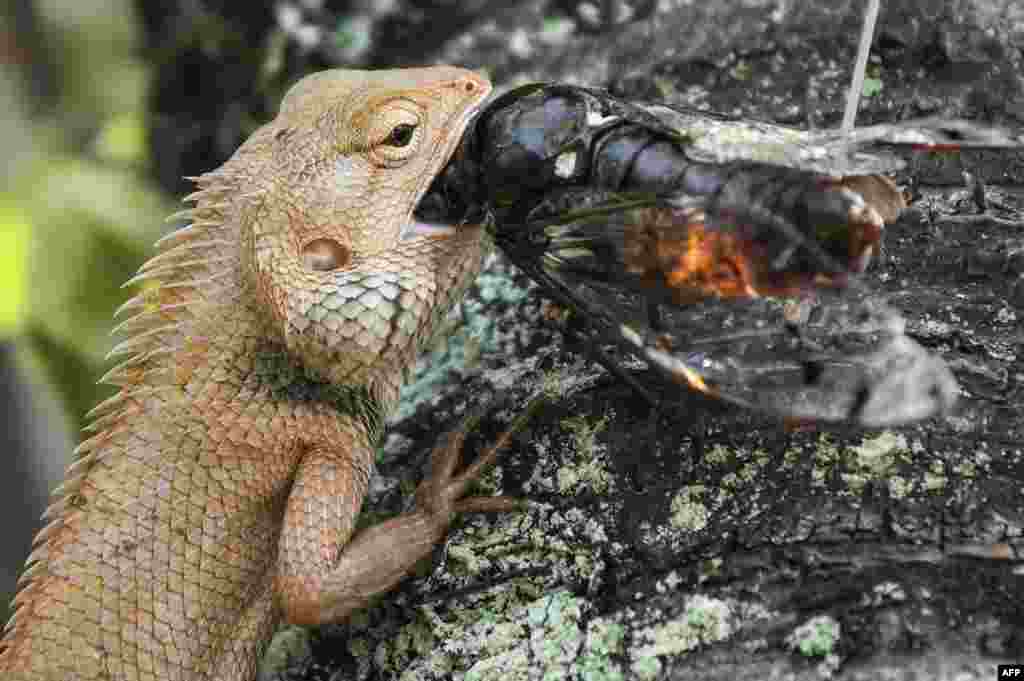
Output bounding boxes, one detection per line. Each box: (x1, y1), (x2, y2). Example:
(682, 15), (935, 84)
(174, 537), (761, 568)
(301, 238), (350, 272)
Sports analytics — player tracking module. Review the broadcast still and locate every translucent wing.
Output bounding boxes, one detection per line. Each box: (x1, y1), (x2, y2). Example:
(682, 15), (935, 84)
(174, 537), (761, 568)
(647, 105), (1024, 175)
(493, 185), (957, 426)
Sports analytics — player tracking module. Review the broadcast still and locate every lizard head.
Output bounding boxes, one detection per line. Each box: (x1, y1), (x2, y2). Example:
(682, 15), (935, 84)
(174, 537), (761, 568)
(230, 66), (492, 397)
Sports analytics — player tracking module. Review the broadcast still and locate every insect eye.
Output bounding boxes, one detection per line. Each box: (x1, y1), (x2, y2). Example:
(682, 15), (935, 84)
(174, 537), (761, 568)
(385, 123), (416, 147)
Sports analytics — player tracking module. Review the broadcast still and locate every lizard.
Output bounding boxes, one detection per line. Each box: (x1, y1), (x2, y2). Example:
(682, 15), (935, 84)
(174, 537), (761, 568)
(0, 65), (516, 680)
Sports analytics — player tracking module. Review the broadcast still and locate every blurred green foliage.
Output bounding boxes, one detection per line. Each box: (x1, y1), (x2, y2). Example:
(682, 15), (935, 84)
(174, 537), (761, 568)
(0, 200), (30, 335)
(3, 0), (174, 433)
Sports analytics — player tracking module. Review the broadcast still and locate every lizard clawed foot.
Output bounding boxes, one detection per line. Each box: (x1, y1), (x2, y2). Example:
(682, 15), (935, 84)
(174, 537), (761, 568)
(414, 405), (535, 519)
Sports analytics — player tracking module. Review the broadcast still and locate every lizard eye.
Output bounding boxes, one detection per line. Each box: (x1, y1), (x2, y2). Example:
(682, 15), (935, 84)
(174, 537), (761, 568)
(302, 238), (350, 272)
(384, 123), (417, 147)
(368, 102), (423, 166)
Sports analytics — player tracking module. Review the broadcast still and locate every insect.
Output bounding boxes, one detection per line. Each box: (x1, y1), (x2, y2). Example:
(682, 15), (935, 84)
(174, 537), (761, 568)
(416, 81), (1022, 426)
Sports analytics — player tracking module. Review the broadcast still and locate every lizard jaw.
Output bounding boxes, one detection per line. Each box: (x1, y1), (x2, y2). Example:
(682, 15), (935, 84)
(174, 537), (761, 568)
(400, 220), (458, 240)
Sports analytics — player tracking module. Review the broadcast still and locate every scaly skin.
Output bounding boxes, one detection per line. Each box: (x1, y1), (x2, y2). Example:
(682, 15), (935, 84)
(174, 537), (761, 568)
(0, 66), (505, 680)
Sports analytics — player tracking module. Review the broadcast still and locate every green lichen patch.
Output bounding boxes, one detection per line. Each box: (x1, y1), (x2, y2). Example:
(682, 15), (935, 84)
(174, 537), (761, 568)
(344, 494), (628, 678)
(633, 595), (733, 658)
(668, 485), (709, 533)
(841, 431), (909, 495)
(259, 625), (313, 679)
(786, 614), (841, 658)
(627, 594), (774, 677)
(389, 591), (629, 681)
(556, 413), (613, 495)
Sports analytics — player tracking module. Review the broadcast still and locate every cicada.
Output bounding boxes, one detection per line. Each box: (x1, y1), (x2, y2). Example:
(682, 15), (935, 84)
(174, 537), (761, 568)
(416, 82), (1022, 427)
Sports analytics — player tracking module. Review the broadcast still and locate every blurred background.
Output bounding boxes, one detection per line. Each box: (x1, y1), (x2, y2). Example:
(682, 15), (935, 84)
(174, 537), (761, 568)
(2, 0), (164, 623)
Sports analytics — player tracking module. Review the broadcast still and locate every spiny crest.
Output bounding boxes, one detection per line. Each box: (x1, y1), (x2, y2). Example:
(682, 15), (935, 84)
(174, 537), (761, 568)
(94, 174), (242, 401)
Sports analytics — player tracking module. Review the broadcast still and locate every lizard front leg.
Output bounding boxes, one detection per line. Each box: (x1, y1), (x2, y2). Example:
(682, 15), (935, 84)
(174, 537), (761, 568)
(276, 415), (522, 626)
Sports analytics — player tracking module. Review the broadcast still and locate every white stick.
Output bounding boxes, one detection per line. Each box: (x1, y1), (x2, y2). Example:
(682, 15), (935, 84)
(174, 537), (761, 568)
(841, 0), (881, 136)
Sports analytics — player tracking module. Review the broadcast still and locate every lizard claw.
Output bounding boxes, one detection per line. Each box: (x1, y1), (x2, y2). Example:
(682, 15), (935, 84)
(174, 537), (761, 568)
(415, 395), (545, 515)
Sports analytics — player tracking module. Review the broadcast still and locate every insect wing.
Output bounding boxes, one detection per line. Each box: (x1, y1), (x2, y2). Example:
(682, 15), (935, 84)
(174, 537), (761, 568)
(839, 117), (1024, 152)
(501, 191), (957, 426)
(641, 104), (1024, 175)
(624, 288), (958, 427)
(643, 104), (906, 176)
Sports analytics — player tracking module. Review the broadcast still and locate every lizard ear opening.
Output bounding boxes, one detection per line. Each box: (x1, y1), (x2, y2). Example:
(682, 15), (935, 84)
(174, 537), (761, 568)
(302, 238), (351, 271)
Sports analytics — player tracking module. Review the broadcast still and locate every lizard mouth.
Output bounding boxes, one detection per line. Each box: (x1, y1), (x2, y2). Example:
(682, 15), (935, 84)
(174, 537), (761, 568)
(400, 219), (458, 240)
(404, 76), (493, 242)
